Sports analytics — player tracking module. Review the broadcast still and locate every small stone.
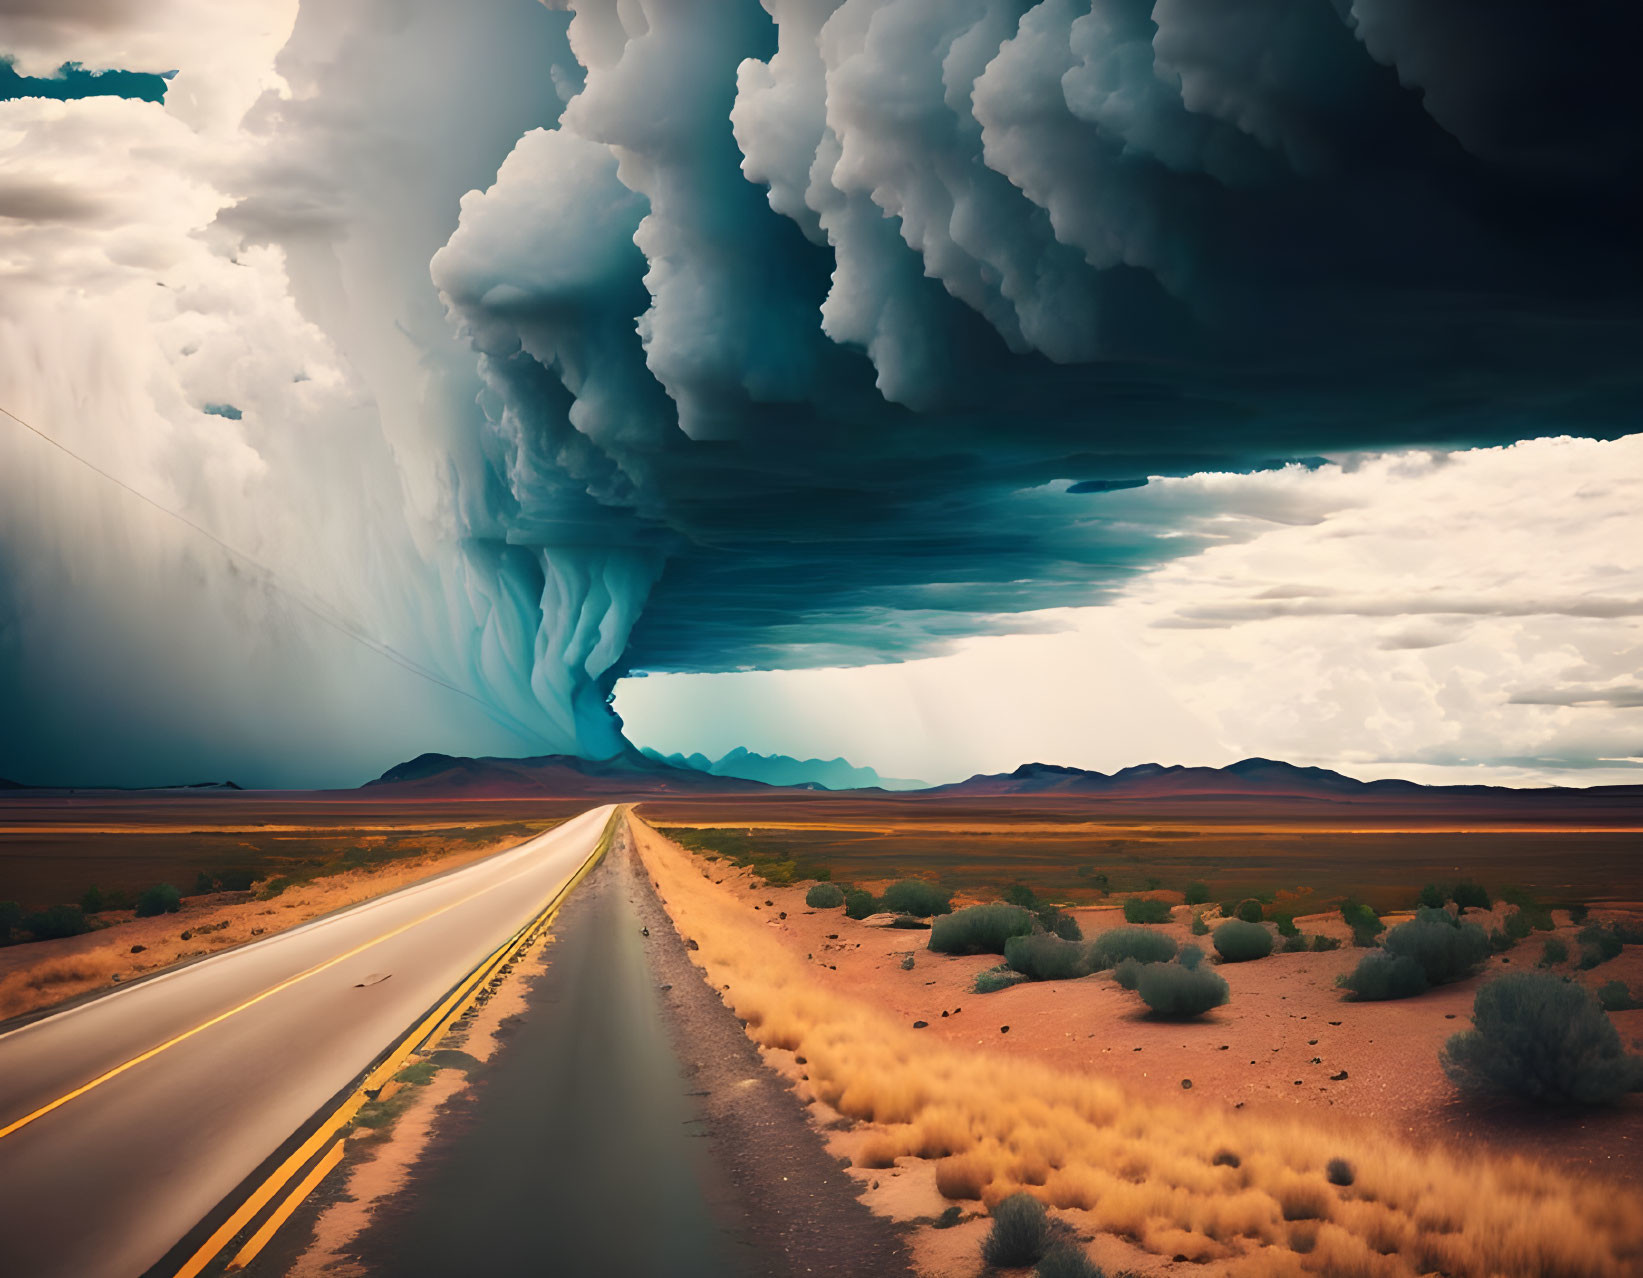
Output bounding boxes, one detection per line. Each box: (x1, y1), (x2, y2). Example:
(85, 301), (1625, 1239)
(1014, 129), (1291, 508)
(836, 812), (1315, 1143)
(179, 931), (192, 941)
(1001, 1025), (1011, 1034)
(795, 1055), (807, 1065)
(1308, 1039), (1318, 1045)
(1310, 1057), (1322, 1064)
(1294, 1080), (1303, 1086)
(913, 1020), (928, 1029)
(1331, 1070), (1349, 1081)
(129, 944), (146, 954)
(941, 1010), (949, 1018)
(1328, 1020), (1341, 1026)
(1218, 1044), (1229, 1051)
(779, 912), (787, 920)
(1181, 1079), (1193, 1089)
(1444, 1013), (1456, 1019)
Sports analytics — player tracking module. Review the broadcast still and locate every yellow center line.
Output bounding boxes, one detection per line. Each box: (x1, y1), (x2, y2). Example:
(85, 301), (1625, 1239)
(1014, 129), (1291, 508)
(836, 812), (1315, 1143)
(169, 807), (621, 1278)
(224, 1141), (344, 1273)
(0, 814), (604, 1143)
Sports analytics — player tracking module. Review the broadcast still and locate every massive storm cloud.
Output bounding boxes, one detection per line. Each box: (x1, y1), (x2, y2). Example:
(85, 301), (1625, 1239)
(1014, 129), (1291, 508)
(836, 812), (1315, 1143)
(2, 0), (1640, 783)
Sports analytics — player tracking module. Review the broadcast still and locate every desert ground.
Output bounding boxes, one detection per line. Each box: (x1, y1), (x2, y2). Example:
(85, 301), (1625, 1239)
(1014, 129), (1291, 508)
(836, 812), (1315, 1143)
(628, 805), (1643, 1277)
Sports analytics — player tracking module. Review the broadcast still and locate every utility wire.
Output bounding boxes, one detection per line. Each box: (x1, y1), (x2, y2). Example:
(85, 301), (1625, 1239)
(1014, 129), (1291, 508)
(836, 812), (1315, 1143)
(0, 400), (497, 712)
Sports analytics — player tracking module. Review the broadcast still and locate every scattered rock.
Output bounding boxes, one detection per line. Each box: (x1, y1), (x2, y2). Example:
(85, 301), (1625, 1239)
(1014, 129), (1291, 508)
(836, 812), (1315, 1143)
(1444, 1013), (1456, 1019)
(1181, 1079), (1193, 1090)
(129, 944), (146, 954)
(640, 927), (650, 937)
(941, 1010), (949, 1018)
(1328, 1020), (1341, 1026)
(687, 939), (699, 951)
(1001, 1025), (1010, 1034)
(1310, 1057), (1322, 1064)
(913, 1020), (928, 1029)
(1331, 1070), (1349, 1081)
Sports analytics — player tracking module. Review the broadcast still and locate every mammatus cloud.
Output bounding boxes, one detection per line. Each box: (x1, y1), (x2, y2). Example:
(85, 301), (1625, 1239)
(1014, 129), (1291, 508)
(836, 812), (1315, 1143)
(3, 0), (1641, 784)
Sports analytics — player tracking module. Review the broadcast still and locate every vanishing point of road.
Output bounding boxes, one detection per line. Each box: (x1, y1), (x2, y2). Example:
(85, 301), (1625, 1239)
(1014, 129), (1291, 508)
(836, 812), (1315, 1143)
(0, 804), (617, 1278)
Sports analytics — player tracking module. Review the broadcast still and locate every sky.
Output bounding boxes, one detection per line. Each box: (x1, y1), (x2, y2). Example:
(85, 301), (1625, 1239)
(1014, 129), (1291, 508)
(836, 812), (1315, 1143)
(0, 0), (1639, 789)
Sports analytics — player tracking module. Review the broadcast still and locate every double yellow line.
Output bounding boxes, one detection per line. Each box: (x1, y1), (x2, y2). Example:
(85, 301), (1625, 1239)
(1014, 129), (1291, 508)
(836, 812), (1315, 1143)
(153, 806), (619, 1277)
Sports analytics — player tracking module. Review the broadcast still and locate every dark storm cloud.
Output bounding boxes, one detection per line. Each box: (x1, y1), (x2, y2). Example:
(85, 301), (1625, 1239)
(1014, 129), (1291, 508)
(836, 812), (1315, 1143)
(433, 0), (1643, 710)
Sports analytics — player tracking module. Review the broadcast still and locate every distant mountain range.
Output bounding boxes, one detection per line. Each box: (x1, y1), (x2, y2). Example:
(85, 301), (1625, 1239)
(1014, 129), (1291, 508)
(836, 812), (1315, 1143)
(640, 746), (926, 791)
(363, 751), (785, 798)
(924, 757), (1641, 802)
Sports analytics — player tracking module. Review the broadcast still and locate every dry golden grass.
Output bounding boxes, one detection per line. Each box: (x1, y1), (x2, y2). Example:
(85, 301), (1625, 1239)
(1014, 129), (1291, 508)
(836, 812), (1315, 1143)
(633, 818), (1643, 1278)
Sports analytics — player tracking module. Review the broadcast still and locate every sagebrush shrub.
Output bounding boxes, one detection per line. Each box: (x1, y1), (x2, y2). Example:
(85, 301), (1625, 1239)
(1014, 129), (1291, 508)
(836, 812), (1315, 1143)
(1035, 1244), (1102, 1278)
(1282, 933), (1309, 953)
(1340, 901), (1384, 946)
(1113, 956), (1144, 990)
(983, 1192), (1050, 1268)
(1089, 926), (1177, 969)
(1451, 880), (1491, 911)
(1236, 898), (1265, 923)
(1597, 980), (1638, 1012)
(1504, 909), (1534, 941)
(1540, 937), (1569, 966)
(1178, 943), (1205, 970)
(1184, 881), (1210, 905)
(805, 883), (845, 908)
(929, 903), (1032, 955)
(1190, 912), (1210, 936)
(1339, 950), (1428, 1000)
(879, 880), (952, 918)
(135, 883), (182, 918)
(974, 965), (1030, 994)
(1006, 932), (1094, 981)
(1137, 960), (1230, 1018)
(1274, 913), (1299, 937)
(1048, 910), (1083, 942)
(1212, 920), (1272, 962)
(1310, 933), (1341, 952)
(23, 904), (91, 940)
(844, 888), (878, 920)
(1380, 907), (1489, 986)
(1441, 971), (1643, 1104)
(1123, 897), (1171, 925)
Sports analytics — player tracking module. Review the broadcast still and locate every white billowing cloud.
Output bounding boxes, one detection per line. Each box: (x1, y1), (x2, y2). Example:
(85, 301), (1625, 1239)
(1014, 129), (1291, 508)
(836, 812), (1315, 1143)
(0, 2), (561, 785)
(619, 435), (1643, 786)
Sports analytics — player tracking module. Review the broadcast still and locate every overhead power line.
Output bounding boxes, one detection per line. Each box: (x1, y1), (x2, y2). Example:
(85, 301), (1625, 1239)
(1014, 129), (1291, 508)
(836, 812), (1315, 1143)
(0, 401), (496, 713)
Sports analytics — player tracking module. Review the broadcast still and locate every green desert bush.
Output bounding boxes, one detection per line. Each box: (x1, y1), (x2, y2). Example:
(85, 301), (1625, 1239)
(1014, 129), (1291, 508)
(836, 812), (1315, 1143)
(1137, 960), (1230, 1018)
(1441, 971), (1643, 1104)
(805, 883), (845, 909)
(80, 886), (107, 914)
(1340, 901), (1384, 947)
(982, 1192), (1050, 1268)
(0, 900), (22, 945)
(1339, 951), (1428, 1000)
(1310, 933), (1341, 952)
(135, 883), (182, 918)
(1035, 1244), (1103, 1278)
(1089, 926), (1177, 969)
(1568, 903), (1590, 924)
(1598, 980), (1639, 1012)
(879, 880), (952, 918)
(974, 965), (1031, 994)
(1340, 909), (1487, 999)
(1383, 907), (1489, 984)
(1212, 920), (1273, 962)
(1235, 898), (1265, 924)
(1489, 928), (1516, 954)
(1504, 909), (1534, 941)
(1274, 913), (1299, 937)
(1184, 881), (1210, 905)
(1282, 933), (1309, 953)
(1047, 911), (1083, 942)
(844, 888), (879, 920)
(1578, 923), (1625, 969)
(1113, 957), (1144, 990)
(1451, 880), (1491, 911)
(1418, 883), (1447, 909)
(1178, 943), (1205, 970)
(1006, 933), (1093, 981)
(1005, 884), (1039, 909)
(1189, 912), (1209, 936)
(929, 904), (1033, 956)
(1122, 897), (1171, 925)
(1540, 937), (1569, 966)
(23, 904), (91, 941)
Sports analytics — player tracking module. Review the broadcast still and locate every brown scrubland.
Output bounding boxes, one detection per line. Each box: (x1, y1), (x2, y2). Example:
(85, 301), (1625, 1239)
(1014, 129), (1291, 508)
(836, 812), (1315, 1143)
(631, 815), (1643, 1277)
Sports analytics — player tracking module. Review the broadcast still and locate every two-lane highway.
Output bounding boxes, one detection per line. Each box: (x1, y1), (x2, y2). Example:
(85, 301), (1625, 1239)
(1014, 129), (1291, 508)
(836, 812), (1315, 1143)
(0, 803), (616, 1278)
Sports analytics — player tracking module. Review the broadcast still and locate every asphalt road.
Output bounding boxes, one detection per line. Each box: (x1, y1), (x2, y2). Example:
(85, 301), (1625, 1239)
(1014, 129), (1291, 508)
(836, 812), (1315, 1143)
(0, 803), (614, 1278)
